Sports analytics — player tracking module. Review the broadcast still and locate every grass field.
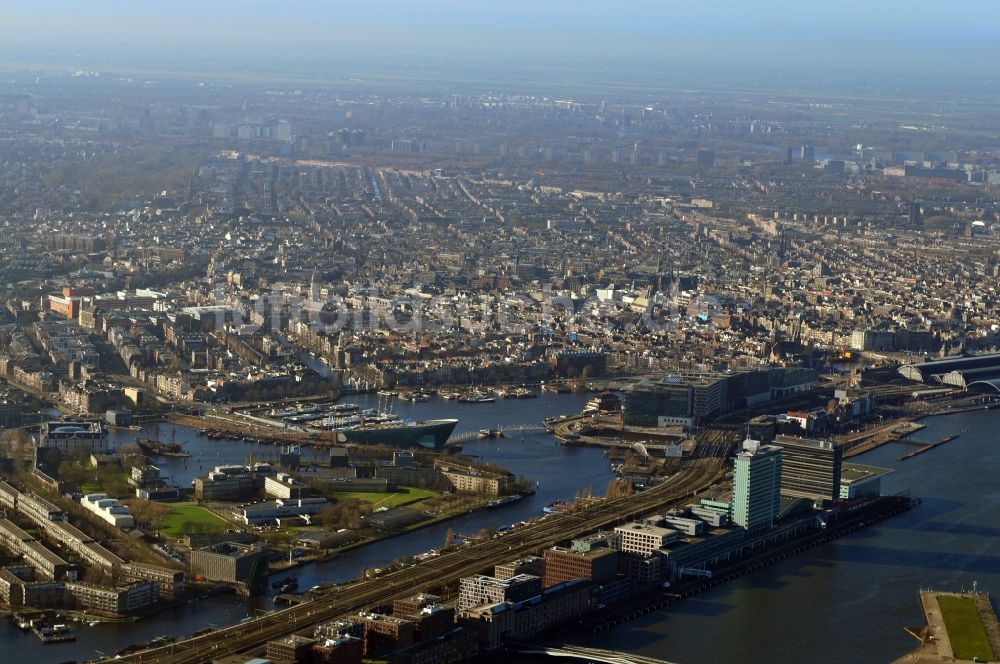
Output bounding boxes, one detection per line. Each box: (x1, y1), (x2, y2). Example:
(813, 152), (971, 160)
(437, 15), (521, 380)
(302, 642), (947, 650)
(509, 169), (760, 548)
(333, 487), (437, 510)
(162, 504), (229, 538)
(938, 595), (995, 662)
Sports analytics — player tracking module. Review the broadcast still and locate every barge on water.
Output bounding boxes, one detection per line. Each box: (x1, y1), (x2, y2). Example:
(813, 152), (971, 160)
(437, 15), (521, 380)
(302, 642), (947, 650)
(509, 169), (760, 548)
(33, 623), (75, 644)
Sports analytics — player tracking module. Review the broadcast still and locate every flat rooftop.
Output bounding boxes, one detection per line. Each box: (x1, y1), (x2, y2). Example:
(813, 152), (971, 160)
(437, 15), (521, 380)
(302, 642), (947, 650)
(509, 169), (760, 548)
(841, 463), (893, 484)
(615, 522), (676, 538)
(774, 435), (837, 450)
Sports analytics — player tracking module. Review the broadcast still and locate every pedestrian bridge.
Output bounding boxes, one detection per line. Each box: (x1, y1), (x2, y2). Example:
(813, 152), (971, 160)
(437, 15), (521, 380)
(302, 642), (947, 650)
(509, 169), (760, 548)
(507, 641), (675, 664)
(448, 424), (547, 443)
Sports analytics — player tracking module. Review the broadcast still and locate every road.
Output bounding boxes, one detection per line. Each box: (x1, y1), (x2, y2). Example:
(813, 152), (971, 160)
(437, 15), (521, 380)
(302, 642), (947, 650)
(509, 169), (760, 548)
(115, 457), (726, 664)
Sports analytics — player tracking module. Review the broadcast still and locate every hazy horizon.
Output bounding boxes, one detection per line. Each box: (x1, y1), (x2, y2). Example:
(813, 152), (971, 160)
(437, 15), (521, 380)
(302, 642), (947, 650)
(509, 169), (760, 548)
(2, 1), (999, 94)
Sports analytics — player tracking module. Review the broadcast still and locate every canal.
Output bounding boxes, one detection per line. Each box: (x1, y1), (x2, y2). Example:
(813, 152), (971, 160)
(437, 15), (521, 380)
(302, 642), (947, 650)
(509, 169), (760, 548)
(3, 391), (615, 660)
(9, 401), (998, 663)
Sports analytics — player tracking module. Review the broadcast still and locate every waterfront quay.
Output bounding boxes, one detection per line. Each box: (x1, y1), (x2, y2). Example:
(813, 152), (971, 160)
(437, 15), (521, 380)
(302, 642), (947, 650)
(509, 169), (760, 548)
(579, 493), (918, 634)
(112, 457), (726, 663)
(895, 590), (1000, 663)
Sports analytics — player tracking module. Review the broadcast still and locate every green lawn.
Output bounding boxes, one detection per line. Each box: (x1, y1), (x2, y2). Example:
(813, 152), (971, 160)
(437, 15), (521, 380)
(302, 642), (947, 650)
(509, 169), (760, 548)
(162, 504), (229, 538)
(938, 595), (996, 662)
(333, 487), (437, 510)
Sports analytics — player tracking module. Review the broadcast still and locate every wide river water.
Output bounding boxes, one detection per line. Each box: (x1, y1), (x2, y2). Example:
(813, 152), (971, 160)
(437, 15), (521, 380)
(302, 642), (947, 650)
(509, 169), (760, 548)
(3, 399), (998, 663)
(577, 409), (1000, 663)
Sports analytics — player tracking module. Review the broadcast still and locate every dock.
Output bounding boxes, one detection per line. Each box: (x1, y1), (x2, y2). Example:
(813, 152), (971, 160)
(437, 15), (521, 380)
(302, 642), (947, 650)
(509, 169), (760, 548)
(897, 434), (960, 462)
(840, 420), (926, 458)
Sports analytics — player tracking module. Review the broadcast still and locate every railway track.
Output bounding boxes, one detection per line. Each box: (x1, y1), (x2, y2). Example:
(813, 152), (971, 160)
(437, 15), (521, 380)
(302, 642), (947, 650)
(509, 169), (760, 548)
(117, 457), (725, 664)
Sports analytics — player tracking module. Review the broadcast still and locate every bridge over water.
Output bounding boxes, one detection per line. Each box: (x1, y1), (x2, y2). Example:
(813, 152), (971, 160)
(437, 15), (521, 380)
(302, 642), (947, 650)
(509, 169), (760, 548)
(448, 424), (547, 443)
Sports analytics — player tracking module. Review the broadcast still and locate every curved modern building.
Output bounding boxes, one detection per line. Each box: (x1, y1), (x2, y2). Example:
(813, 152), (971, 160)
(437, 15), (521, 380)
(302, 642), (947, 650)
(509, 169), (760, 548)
(337, 419), (458, 449)
(898, 352), (1000, 392)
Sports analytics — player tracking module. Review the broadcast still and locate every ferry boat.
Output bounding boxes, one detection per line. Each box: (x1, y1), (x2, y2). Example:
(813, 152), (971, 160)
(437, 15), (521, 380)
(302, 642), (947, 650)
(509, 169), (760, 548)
(543, 501), (572, 514)
(458, 389), (496, 403)
(35, 623), (75, 644)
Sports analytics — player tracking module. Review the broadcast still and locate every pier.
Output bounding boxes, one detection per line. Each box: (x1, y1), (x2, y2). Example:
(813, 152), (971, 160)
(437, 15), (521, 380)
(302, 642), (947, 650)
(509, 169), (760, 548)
(897, 434), (960, 462)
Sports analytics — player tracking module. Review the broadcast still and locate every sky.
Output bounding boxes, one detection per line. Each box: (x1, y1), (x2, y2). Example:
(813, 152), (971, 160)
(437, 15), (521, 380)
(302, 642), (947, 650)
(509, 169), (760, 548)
(1, 1), (998, 83)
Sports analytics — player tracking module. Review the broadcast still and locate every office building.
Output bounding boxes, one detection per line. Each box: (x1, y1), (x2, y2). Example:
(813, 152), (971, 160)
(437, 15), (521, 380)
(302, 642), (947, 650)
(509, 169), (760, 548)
(266, 635), (318, 662)
(234, 497), (329, 526)
(773, 435), (843, 502)
(458, 579), (591, 650)
(458, 573), (541, 611)
(732, 438), (782, 531)
(190, 542), (270, 595)
(193, 463), (274, 501)
(494, 556), (545, 581)
(839, 463), (893, 500)
(543, 545), (619, 588)
(392, 593), (456, 641)
(614, 522), (679, 556)
(353, 612), (415, 655)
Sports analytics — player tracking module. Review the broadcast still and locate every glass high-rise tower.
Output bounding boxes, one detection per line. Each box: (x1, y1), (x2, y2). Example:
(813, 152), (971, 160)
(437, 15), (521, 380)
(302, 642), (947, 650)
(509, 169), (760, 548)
(732, 438), (782, 531)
